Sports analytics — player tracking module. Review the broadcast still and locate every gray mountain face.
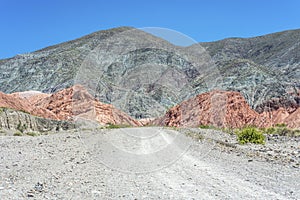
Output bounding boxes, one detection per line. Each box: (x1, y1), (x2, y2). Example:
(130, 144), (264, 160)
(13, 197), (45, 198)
(192, 29), (300, 112)
(0, 27), (133, 93)
(0, 27), (299, 118)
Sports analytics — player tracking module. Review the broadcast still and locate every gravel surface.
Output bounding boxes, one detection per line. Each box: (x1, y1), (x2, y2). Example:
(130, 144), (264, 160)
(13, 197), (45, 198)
(0, 127), (299, 199)
(185, 128), (300, 168)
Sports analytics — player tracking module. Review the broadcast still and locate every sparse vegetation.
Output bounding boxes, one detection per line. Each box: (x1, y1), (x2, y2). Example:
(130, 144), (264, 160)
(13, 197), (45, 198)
(167, 126), (180, 131)
(221, 127), (236, 135)
(26, 132), (39, 137)
(13, 131), (23, 136)
(105, 123), (131, 129)
(275, 123), (287, 128)
(263, 127), (276, 134)
(185, 131), (204, 141)
(198, 124), (221, 130)
(263, 126), (300, 137)
(211, 124), (300, 140)
(17, 122), (27, 133)
(236, 127), (265, 145)
(199, 124), (211, 129)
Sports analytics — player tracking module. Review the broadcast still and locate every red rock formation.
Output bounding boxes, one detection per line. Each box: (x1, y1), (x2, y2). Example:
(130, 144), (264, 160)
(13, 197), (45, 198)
(11, 91), (51, 105)
(0, 91), (57, 119)
(1, 85), (140, 126)
(34, 85), (141, 126)
(0, 92), (31, 112)
(153, 90), (272, 128)
(1, 87), (299, 128)
(262, 107), (299, 129)
(282, 108), (300, 128)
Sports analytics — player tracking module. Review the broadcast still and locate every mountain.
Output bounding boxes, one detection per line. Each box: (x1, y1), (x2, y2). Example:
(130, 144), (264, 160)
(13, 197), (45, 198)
(0, 27), (133, 93)
(195, 29), (300, 112)
(0, 27), (299, 119)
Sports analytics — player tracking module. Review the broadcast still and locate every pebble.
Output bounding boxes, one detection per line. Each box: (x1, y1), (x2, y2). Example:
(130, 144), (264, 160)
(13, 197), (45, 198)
(27, 191), (34, 197)
(34, 182), (44, 192)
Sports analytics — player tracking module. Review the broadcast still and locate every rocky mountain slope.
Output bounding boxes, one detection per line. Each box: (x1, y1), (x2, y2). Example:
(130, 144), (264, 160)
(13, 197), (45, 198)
(0, 27), (299, 118)
(196, 29), (300, 112)
(0, 27), (211, 118)
(0, 27), (133, 93)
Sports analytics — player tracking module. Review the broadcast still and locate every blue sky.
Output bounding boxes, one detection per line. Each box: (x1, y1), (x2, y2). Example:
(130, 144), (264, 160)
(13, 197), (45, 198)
(1, 0), (300, 59)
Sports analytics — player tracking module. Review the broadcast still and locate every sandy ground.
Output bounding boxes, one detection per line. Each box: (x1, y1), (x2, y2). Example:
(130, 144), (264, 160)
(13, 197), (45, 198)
(0, 127), (299, 199)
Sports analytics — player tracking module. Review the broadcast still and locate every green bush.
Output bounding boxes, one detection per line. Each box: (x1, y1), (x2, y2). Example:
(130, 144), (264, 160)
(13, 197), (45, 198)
(236, 127), (265, 144)
(17, 122), (27, 133)
(26, 132), (39, 137)
(13, 131), (23, 136)
(199, 124), (211, 129)
(275, 123), (287, 128)
(293, 129), (300, 136)
(264, 127), (276, 134)
(106, 123), (130, 129)
(198, 124), (219, 130)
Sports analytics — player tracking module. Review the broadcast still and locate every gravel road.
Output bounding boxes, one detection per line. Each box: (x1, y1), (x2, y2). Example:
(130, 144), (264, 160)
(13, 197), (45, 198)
(0, 127), (299, 199)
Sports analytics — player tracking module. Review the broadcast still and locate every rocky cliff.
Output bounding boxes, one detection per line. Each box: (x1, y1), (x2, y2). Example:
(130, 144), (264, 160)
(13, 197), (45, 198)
(0, 108), (76, 134)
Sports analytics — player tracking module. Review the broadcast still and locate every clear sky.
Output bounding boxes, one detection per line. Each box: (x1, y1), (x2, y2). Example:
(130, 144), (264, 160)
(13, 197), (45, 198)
(1, 0), (300, 59)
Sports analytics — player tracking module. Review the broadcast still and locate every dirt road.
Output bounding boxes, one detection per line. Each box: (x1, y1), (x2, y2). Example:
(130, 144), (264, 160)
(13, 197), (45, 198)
(0, 127), (299, 199)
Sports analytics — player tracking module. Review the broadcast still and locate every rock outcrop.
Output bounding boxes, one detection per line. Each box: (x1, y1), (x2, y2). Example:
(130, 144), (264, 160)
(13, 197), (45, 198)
(34, 85), (141, 126)
(282, 108), (300, 128)
(152, 90), (299, 128)
(267, 107), (300, 129)
(1, 85), (299, 129)
(0, 85), (140, 126)
(0, 108), (76, 133)
(0, 91), (31, 112)
(0, 91), (57, 119)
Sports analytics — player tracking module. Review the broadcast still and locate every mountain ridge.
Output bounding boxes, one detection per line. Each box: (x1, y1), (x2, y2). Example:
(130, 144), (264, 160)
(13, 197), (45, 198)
(0, 27), (299, 118)
(200, 28), (300, 44)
